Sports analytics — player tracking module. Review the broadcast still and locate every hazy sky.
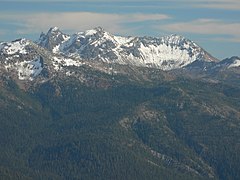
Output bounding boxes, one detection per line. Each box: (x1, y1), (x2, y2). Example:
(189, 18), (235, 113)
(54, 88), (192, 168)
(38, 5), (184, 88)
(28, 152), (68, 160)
(0, 0), (239, 59)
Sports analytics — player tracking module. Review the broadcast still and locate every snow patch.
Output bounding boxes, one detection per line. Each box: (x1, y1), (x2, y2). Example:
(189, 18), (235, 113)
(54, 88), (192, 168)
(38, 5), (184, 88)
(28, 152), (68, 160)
(114, 36), (133, 45)
(52, 27), (59, 31)
(228, 59), (240, 68)
(85, 29), (97, 36)
(17, 56), (43, 80)
(53, 44), (60, 53)
(2, 39), (29, 55)
(53, 56), (84, 71)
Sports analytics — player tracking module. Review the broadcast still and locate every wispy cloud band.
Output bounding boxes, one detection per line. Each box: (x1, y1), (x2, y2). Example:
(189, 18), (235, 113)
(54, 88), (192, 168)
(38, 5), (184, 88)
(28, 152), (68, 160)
(1, 11), (239, 43)
(0, 12), (171, 35)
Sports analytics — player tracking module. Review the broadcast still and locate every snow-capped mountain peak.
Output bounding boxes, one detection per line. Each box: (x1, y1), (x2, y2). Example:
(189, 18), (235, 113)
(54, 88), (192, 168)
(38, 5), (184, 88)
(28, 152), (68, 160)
(0, 27), (239, 83)
(84, 26), (105, 36)
(49, 26), (60, 32)
(161, 34), (191, 45)
(38, 27), (70, 52)
(218, 56), (240, 69)
(36, 27), (218, 70)
(1, 26), (240, 84)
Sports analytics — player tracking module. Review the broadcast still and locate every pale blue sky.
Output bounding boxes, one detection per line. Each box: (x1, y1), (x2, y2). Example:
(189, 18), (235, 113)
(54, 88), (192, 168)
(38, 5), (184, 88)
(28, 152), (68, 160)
(0, 0), (239, 59)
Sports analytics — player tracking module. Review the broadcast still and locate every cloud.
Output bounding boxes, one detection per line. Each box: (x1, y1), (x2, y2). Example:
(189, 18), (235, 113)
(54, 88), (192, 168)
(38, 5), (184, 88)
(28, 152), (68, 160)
(159, 19), (240, 42)
(127, 14), (170, 22)
(196, 1), (240, 10)
(183, 0), (240, 10)
(139, 0), (240, 10)
(0, 12), (171, 36)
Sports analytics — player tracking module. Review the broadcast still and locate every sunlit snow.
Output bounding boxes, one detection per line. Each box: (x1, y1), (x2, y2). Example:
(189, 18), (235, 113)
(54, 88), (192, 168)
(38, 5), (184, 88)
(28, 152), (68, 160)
(39, 28), (208, 71)
(53, 56), (84, 70)
(85, 29), (98, 36)
(2, 39), (29, 55)
(228, 58), (240, 68)
(17, 57), (43, 80)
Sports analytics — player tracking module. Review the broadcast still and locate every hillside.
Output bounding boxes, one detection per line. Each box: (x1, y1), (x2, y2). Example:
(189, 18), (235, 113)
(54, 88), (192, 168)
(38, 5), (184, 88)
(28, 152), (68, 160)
(0, 28), (240, 180)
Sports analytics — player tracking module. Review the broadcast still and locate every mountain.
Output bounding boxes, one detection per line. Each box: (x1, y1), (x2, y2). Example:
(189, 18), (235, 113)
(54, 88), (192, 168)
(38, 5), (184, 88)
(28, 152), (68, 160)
(0, 26), (222, 83)
(37, 27), (218, 70)
(0, 27), (240, 180)
(215, 56), (240, 69)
